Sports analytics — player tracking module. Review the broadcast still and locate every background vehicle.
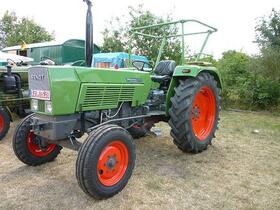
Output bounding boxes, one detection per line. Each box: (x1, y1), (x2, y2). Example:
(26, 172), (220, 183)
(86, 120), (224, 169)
(13, 0), (222, 199)
(0, 40), (100, 140)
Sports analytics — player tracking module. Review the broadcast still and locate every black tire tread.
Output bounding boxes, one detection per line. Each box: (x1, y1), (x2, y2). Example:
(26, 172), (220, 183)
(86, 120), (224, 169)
(168, 72), (221, 153)
(12, 114), (61, 166)
(0, 107), (11, 141)
(76, 124), (135, 199)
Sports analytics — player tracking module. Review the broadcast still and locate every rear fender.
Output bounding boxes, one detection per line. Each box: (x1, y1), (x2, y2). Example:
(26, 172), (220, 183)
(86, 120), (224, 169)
(166, 65), (222, 115)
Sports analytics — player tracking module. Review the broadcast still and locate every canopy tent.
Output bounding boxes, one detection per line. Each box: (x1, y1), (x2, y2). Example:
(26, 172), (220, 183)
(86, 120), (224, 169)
(92, 52), (149, 68)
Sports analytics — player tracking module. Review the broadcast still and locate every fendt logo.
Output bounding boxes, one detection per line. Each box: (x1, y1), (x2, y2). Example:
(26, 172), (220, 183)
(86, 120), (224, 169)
(31, 74), (45, 81)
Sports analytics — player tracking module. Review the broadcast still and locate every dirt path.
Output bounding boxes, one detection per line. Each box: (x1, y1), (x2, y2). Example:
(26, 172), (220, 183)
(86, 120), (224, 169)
(0, 111), (279, 210)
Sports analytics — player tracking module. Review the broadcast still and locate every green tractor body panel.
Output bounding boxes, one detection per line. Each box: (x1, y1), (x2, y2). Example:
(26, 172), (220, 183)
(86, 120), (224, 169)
(31, 66), (152, 116)
(166, 64), (222, 115)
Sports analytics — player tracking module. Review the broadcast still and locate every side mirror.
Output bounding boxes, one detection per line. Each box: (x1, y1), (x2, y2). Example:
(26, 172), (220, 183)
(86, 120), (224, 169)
(132, 60), (145, 71)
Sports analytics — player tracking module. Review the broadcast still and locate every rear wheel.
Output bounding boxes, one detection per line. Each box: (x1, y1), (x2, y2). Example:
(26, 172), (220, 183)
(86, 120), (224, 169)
(76, 124), (135, 199)
(0, 107), (10, 141)
(12, 114), (62, 166)
(169, 73), (221, 153)
(128, 120), (154, 139)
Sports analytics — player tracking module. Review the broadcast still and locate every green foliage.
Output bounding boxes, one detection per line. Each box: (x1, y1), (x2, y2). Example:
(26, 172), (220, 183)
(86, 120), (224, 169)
(217, 9), (280, 112)
(218, 49), (280, 111)
(255, 9), (280, 48)
(101, 29), (124, 52)
(101, 5), (182, 65)
(217, 51), (251, 108)
(0, 11), (54, 49)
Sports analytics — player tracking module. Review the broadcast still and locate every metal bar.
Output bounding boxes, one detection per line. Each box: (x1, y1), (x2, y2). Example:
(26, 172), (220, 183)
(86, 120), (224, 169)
(134, 32), (160, 39)
(0, 97), (29, 102)
(132, 19), (217, 32)
(166, 31), (210, 38)
(155, 37), (167, 67)
(87, 114), (156, 133)
(135, 31), (211, 39)
(128, 33), (133, 67)
(196, 31), (212, 61)
(181, 22), (185, 65)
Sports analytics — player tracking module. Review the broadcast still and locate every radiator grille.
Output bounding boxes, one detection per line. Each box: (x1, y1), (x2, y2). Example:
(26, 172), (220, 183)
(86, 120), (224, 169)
(82, 85), (135, 109)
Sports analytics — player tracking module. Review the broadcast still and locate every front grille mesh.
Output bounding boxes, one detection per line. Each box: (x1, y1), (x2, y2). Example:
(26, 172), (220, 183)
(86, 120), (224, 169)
(82, 85), (135, 109)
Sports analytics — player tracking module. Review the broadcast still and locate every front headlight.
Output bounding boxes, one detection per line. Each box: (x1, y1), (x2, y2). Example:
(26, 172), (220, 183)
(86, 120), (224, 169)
(31, 99), (38, 111)
(45, 101), (52, 113)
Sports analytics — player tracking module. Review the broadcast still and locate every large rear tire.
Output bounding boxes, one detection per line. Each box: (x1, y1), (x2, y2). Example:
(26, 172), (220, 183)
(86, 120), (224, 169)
(169, 73), (221, 153)
(0, 107), (10, 141)
(12, 114), (62, 166)
(76, 124), (135, 199)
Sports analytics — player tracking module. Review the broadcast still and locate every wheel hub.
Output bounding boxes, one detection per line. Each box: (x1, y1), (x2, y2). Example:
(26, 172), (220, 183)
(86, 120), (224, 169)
(97, 141), (128, 186)
(191, 86), (216, 141)
(192, 105), (200, 120)
(106, 156), (117, 169)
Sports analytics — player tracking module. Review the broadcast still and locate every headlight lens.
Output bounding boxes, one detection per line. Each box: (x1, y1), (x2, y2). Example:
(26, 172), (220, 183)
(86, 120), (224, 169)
(45, 101), (52, 113)
(31, 99), (38, 111)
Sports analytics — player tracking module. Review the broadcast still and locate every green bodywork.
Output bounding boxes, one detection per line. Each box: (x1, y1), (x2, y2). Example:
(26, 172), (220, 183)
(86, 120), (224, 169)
(34, 67), (154, 115)
(33, 62), (221, 116)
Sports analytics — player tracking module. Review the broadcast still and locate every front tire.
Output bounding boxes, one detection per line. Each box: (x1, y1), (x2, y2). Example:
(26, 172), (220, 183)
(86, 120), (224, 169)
(169, 73), (221, 153)
(76, 124), (136, 199)
(12, 114), (62, 166)
(0, 107), (10, 141)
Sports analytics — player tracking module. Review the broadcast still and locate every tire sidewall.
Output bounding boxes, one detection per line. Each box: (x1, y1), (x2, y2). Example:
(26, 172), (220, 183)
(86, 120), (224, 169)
(0, 107), (10, 140)
(81, 128), (135, 197)
(13, 114), (61, 165)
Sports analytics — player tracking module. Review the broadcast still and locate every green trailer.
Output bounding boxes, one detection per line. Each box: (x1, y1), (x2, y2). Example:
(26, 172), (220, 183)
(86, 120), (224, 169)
(13, 0), (222, 199)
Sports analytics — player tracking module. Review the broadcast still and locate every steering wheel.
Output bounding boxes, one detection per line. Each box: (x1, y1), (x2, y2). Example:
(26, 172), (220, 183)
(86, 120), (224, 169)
(132, 60), (152, 71)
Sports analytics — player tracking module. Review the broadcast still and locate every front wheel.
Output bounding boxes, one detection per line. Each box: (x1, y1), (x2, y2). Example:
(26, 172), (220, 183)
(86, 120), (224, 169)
(169, 73), (221, 153)
(0, 107), (11, 141)
(76, 124), (136, 199)
(12, 114), (62, 166)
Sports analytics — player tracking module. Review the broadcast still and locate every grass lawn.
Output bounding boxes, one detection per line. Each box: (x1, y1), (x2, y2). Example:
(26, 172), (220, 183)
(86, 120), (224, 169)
(0, 110), (279, 210)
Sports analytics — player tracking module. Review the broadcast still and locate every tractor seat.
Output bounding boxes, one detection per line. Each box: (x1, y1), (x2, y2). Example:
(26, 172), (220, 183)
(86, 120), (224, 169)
(151, 60), (176, 83)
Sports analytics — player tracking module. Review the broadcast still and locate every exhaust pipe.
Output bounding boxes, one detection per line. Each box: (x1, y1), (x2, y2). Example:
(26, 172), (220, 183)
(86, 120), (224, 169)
(84, 0), (93, 67)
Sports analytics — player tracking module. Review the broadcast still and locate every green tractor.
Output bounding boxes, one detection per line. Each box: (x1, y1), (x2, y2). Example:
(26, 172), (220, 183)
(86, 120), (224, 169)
(13, 0), (222, 199)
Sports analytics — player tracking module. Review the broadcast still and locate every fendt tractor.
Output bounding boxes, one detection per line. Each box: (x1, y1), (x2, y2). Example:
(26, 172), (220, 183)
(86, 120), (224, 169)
(13, 0), (222, 199)
(0, 40), (100, 140)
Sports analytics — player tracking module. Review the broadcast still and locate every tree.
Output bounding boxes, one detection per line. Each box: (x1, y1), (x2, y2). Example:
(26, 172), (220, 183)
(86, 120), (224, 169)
(101, 5), (182, 65)
(0, 11), (54, 49)
(255, 9), (280, 48)
(101, 29), (124, 52)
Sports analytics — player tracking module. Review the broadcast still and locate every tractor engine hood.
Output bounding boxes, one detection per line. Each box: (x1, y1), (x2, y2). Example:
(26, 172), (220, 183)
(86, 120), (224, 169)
(28, 66), (81, 115)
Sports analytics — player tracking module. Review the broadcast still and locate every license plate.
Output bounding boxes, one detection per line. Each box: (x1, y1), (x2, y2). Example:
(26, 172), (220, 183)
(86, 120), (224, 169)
(30, 89), (51, 100)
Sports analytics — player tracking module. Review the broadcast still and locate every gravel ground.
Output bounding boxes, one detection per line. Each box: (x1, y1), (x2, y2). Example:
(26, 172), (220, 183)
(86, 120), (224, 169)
(0, 111), (279, 210)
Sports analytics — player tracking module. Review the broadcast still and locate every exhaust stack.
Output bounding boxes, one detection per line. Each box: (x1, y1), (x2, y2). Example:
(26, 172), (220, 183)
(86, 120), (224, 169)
(84, 0), (93, 67)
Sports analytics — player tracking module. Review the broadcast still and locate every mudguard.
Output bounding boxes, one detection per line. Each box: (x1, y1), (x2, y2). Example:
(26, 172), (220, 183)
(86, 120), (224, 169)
(166, 64), (222, 115)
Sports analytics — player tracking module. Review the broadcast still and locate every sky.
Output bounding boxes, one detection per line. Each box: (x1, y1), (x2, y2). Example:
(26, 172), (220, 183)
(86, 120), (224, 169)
(1, 0), (280, 58)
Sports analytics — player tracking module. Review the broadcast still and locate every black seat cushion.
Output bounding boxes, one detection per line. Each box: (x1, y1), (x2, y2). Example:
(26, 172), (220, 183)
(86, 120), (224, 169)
(154, 60), (176, 76)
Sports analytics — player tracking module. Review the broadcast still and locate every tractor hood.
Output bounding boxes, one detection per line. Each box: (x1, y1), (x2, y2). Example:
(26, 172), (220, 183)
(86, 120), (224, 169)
(28, 66), (151, 116)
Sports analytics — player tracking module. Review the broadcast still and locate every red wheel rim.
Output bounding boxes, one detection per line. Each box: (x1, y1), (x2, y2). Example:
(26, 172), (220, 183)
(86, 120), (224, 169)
(97, 141), (128, 187)
(26, 132), (56, 157)
(0, 115), (4, 133)
(191, 86), (216, 141)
